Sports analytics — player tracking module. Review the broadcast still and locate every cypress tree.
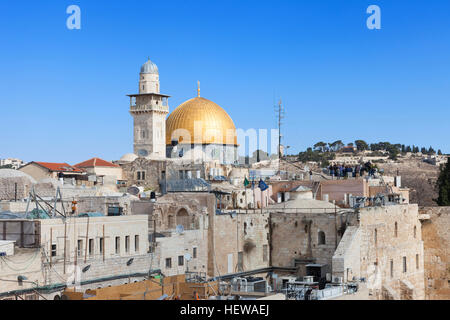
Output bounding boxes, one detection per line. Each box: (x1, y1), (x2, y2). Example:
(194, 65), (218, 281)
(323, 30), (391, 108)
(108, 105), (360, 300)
(436, 157), (450, 206)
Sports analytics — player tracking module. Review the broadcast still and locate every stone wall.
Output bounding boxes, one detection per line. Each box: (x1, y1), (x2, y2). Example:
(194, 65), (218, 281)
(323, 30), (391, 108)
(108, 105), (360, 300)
(209, 213), (270, 277)
(120, 158), (166, 190)
(358, 204), (425, 300)
(155, 227), (208, 277)
(270, 211), (353, 276)
(420, 206), (450, 300)
(332, 226), (361, 282)
(135, 192), (215, 232)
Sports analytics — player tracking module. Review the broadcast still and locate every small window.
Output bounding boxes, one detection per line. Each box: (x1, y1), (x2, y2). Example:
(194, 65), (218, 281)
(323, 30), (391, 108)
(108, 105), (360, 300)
(115, 237), (120, 254)
(165, 258), (172, 268)
(414, 226), (417, 239)
(193, 247), (197, 259)
(178, 255), (184, 266)
(77, 240), (83, 257)
(125, 236), (130, 253)
(99, 238), (104, 255)
(318, 231), (326, 245)
(137, 171), (146, 181)
(403, 256), (407, 273)
(135, 235), (139, 252)
(374, 228), (377, 246)
(51, 244), (57, 257)
(416, 254), (419, 270)
(395, 222), (398, 237)
(89, 239), (94, 256)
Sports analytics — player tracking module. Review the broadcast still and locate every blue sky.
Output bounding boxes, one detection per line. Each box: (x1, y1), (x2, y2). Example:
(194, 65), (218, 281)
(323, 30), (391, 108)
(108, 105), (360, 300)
(0, 0), (449, 163)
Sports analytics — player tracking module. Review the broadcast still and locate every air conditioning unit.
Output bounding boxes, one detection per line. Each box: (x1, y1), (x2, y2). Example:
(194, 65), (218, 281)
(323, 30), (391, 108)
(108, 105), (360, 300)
(333, 276), (343, 283)
(303, 276), (314, 283)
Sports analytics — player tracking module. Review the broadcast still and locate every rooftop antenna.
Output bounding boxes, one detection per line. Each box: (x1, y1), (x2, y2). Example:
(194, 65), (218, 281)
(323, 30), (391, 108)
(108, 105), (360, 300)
(197, 80), (200, 97)
(275, 98), (285, 175)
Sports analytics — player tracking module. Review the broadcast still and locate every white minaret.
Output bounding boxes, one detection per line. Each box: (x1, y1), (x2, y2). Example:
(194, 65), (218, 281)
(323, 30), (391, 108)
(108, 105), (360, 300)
(128, 58), (170, 159)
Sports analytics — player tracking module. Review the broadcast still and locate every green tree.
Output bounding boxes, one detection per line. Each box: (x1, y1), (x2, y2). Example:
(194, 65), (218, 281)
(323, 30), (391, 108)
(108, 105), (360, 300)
(330, 140), (344, 152)
(428, 146), (436, 155)
(313, 141), (327, 153)
(355, 140), (369, 152)
(436, 157), (450, 206)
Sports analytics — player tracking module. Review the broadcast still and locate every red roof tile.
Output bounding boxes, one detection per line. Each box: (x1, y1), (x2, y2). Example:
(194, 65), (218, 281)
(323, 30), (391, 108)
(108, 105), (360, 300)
(74, 157), (119, 168)
(34, 162), (83, 173)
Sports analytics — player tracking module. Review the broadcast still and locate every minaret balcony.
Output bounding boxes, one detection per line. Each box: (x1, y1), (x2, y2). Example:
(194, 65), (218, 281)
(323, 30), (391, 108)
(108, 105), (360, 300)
(129, 104), (169, 114)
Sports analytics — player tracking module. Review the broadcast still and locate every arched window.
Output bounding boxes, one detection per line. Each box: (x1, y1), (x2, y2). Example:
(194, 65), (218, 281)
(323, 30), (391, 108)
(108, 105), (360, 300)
(394, 222), (398, 237)
(318, 231), (326, 245)
(176, 208), (189, 229)
(414, 226), (417, 238)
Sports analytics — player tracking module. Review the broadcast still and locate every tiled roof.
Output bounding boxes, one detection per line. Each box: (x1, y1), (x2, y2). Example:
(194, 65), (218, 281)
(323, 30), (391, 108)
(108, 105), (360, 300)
(34, 162), (83, 173)
(74, 157), (119, 168)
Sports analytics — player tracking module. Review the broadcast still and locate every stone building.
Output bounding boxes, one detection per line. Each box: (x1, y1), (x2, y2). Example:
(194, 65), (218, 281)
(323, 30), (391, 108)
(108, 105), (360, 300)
(0, 214), (152, 300)
(332, 204), (425, 300)
(19, 162), (85, 182)
(0, 169), (36, 201)
(74, 157), (123, 188)
(124, 59), (238, 165)
(119, 157), (166, 191)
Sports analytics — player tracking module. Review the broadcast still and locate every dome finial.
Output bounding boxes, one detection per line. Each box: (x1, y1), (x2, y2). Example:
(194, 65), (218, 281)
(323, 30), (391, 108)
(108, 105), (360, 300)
(197, 80), (200, 97)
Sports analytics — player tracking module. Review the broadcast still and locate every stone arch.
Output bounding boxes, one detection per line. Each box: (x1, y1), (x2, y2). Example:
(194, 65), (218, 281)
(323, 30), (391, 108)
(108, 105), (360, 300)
(176, 207), (190, 229)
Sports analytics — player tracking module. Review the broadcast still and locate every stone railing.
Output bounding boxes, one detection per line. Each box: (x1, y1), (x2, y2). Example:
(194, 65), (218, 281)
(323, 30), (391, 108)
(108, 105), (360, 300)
(129, 104), (168, 113)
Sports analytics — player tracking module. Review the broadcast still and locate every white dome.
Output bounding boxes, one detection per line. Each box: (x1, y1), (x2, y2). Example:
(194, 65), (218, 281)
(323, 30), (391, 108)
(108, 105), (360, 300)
(120, 153), (138, 162)
(140, 58), (158, 74)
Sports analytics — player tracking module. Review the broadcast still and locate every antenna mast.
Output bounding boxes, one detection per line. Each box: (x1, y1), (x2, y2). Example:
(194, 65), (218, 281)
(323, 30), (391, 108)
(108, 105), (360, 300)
(275, 99), (285, 174)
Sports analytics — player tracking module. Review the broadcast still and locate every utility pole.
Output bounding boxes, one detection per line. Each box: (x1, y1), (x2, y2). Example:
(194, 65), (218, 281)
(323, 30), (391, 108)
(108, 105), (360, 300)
(275, 99), (284, 175)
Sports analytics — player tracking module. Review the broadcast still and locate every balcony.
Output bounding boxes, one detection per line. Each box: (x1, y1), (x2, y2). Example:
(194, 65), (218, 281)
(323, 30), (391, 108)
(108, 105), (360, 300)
(129, 104), (168, 114)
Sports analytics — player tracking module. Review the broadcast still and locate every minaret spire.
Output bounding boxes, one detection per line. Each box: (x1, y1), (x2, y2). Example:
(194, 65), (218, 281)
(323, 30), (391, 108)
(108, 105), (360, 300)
(197, 80), (200, 97)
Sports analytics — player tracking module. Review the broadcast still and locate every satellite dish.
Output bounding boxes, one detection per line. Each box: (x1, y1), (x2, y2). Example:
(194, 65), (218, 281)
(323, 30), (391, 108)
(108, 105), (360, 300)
(184, 253), (192, 262)
(176, 225), (185, 234)
(127, 186), (144, 196)
(82, 265), (91, 273)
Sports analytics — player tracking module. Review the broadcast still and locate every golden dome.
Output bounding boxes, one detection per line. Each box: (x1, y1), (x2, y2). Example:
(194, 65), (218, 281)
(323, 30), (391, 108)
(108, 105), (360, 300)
(166, 97), (237, 146)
